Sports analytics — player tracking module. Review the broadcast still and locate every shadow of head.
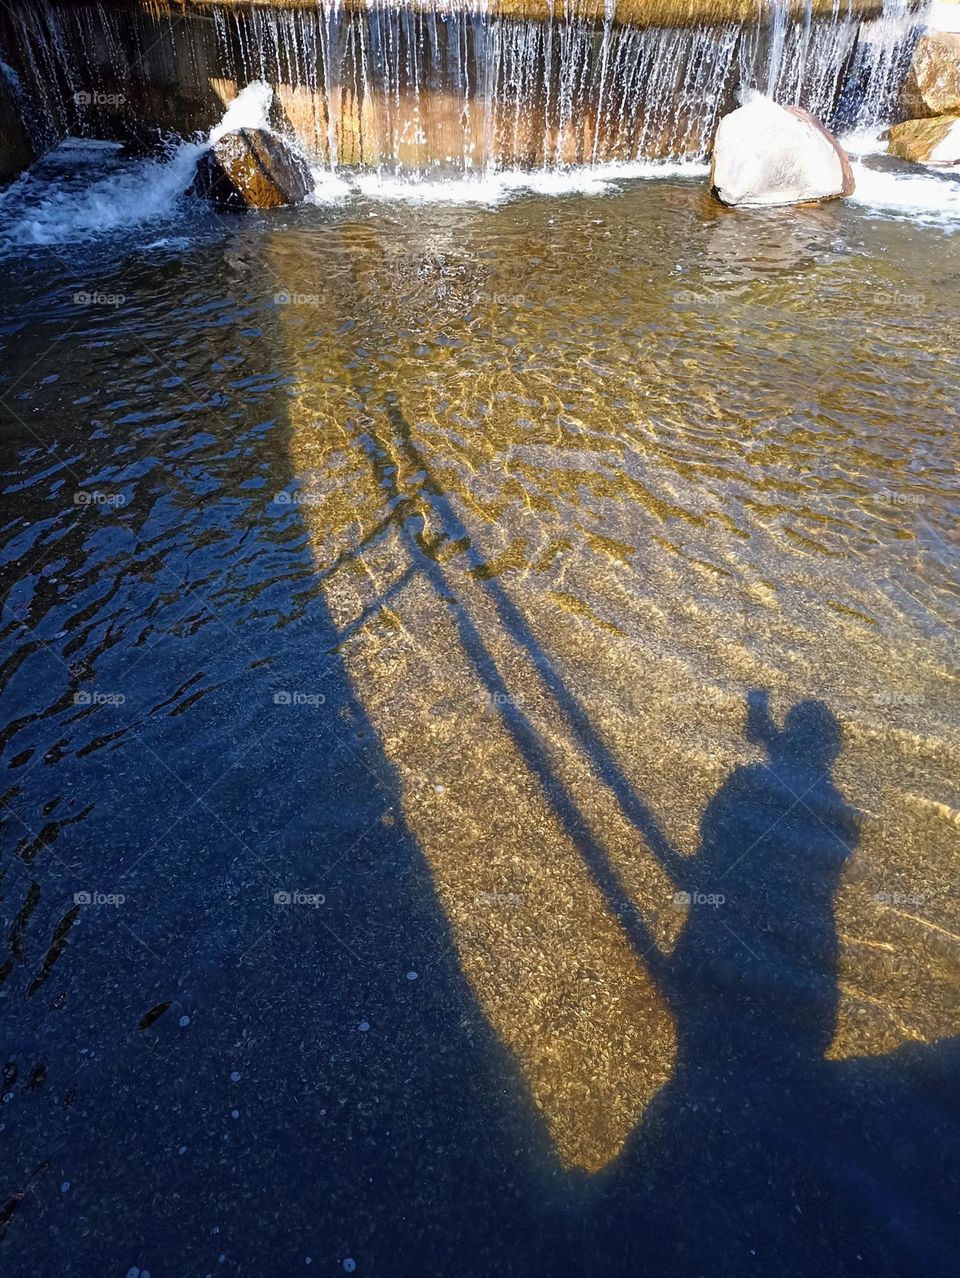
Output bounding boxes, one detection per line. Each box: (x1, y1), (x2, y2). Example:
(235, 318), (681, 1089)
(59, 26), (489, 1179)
(747, 690), (842, 774)
(779, 699), (843, 767)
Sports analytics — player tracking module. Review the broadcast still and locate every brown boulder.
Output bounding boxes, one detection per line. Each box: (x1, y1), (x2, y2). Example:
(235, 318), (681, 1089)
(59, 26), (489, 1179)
(884, 113), (960, 164)
(901, 32), (960, 119)
(192, 128), (312, 209)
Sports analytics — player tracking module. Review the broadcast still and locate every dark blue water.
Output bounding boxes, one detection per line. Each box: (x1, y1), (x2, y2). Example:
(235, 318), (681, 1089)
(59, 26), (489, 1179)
(1, 144), (959, 1277)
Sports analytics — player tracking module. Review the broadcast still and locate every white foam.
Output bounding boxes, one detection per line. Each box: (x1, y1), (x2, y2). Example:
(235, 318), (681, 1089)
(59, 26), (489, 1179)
(598, 157), (711, 180)
(849, 158), (960, 225)
(0, 82), (281, 248)
(838, 125), (960, 228)
(838, 124), (960, 227)
(352, 171), (539, 204)
(838, 127), (888, 159)
(305, 168), (353, 204)
(0, 139), (205, 246)
(346, 158), (707, 206)
(209, 81), (274, 144)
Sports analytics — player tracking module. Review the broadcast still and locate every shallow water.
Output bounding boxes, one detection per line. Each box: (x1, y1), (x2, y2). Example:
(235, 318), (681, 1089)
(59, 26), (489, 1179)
(1, 144), (959, 1275)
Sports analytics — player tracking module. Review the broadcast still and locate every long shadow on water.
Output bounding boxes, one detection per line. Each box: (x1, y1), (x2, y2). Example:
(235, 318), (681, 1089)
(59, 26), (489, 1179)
(342, 369), (960, 1275)
(0, 242), (560, 1278)
(591, 693), (960, 1277)
(3, 228), (959, 1278)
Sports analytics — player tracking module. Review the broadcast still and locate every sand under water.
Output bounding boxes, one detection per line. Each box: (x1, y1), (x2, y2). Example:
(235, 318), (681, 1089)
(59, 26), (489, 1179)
(0, 126), (958, 1275)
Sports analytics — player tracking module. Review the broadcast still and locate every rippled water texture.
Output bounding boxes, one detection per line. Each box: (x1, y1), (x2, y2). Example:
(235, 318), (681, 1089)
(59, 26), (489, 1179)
(1, 157), (959, 1275)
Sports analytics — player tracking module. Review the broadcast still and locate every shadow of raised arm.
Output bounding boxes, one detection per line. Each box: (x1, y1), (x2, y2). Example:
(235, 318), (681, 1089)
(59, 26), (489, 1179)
(745, 687), (779, 752)
(378, 396), (691, 982)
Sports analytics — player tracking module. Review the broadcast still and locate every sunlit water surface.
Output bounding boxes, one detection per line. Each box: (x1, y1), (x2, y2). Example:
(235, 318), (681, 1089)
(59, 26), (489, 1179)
(0, 144), (959, 1276)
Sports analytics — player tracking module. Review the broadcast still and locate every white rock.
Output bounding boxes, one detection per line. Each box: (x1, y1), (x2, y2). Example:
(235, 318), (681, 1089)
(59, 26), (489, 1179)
(710, 94), (854, 207)
(931, 116), (960, 161)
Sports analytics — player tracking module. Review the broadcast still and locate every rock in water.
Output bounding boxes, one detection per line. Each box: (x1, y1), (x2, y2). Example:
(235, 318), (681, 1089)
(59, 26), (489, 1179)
(902, 33), (960, 119)
(884, 114), (960, 165)
(192, 128), (312, 209)
(710, 95), (854, 208)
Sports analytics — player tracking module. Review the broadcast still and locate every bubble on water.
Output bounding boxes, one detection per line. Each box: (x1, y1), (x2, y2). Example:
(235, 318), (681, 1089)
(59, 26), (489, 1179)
(357, 1021), (370, 1032)
(406, 971), (418, 981)
(230, 1071), (241, 1083)
(178, 1015), (190, 1028)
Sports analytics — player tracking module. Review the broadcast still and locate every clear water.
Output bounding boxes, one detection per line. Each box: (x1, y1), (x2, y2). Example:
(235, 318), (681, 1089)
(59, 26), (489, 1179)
(0, 128), (959, 1276)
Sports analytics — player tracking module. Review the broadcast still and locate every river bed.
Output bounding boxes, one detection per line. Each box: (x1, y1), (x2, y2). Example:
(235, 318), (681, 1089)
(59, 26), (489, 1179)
(0, 139), (958, 1275)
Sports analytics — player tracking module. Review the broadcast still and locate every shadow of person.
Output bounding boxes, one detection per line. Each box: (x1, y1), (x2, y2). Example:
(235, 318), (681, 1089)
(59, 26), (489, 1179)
(581, 691), (960, 1278)
(665, 690), (857, 1073)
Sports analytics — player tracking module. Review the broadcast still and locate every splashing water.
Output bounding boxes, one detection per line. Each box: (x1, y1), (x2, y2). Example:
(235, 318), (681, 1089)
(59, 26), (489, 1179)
(208, 79), (274, 143)
(0, 137), (205, 247)
(843, 127), (960, 228)
(0, 81), (312, 248)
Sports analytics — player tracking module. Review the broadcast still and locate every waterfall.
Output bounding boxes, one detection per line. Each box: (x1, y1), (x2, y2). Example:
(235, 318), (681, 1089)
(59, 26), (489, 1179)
(0, 0), (928, 175)
(835, 0), (925, 129)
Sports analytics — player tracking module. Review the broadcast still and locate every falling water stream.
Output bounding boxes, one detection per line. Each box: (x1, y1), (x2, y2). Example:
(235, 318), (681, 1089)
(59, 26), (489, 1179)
(0, 0), (928, 172)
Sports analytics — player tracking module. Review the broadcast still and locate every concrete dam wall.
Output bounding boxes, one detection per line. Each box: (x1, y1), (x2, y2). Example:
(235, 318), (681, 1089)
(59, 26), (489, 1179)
(0, 0), (926, 176)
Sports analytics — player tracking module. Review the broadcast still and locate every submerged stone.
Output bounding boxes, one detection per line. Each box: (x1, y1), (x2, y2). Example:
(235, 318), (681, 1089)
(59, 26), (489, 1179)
(192, 128), (312, 210)
(884, 114), (960, 165)
(709, 95), (854, 207)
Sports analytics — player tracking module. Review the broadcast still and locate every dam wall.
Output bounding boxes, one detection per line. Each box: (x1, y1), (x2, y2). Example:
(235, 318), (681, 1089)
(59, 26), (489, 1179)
(0, 0), (927, 176)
